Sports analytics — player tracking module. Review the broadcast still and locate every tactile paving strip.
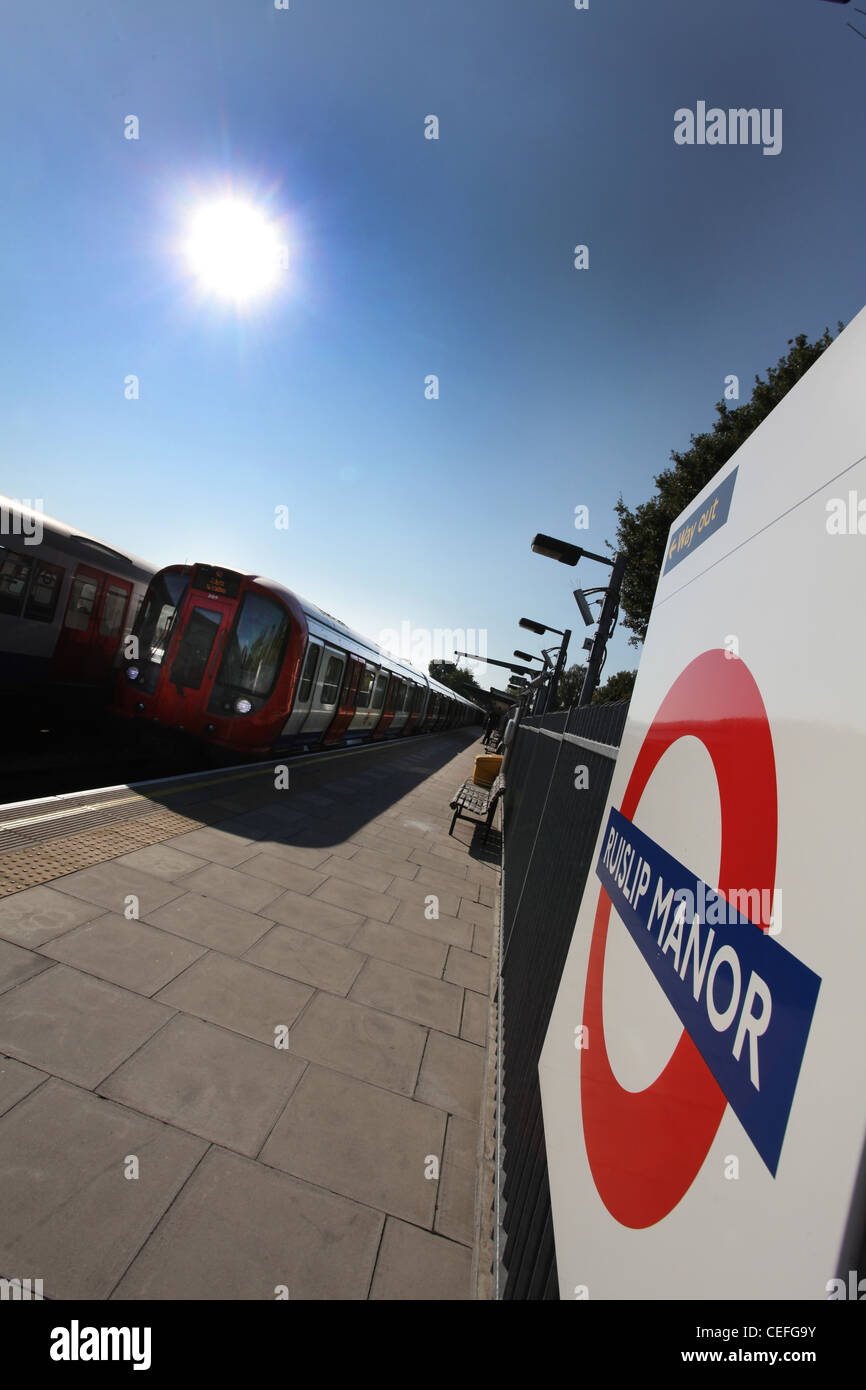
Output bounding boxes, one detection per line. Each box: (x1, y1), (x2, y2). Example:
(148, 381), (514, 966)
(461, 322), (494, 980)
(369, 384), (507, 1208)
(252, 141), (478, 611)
(0, 731), (472, 897)
(0, 807), (213, 895)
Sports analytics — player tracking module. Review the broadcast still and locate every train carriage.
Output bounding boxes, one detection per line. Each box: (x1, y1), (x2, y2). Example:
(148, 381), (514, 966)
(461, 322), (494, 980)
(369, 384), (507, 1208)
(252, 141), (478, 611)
(111, 562), (481, 757)
(0, 495), (155, 708)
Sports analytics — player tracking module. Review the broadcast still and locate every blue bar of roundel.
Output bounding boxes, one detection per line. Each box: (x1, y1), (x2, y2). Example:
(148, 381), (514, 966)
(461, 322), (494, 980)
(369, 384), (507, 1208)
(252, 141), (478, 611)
(595, 807), (821, 1176)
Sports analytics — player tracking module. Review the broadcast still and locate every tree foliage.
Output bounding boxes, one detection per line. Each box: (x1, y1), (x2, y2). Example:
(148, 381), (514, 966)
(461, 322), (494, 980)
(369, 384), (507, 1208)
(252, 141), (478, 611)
(556, 663), (586, 709)
(592, 668), (637, 704)
(428, 659), (485, 703)
(613, 326), (841, 646)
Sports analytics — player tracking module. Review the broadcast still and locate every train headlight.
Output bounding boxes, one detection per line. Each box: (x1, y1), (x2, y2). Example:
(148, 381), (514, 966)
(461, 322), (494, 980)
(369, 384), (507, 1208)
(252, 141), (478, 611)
(126, 665), (140, 682)
(234, 697), (253, 714)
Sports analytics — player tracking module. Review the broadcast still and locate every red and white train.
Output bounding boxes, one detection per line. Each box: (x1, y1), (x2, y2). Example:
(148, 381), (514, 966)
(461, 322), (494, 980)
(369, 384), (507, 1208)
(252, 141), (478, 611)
(111, 563), (481, 756)
(0, 495), (154, 704)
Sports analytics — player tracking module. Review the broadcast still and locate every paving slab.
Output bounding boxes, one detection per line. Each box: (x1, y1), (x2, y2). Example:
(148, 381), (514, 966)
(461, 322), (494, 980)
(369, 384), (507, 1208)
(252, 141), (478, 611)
(460, 990), (489, 1046)
(263, 889), (363, 944)
(312, 875), (399, 924)
(100, 1014), (305, 1156)
(0, 938), (52, 993)
(316, 854), (394, 894)
(288, 990), (427, 1094)
(472, 920), (494, 957)
(111, 1146), (383, 1300)
(0, 885), (108, 947)
(369, 1218), (472, 1300)
(0, 966), (173, 1088)
(457, 898), (495, 928)
(388, 898), (475, 951)
(228, 852), (327, 896)
(260, 1064), (446, 1227)
(385, 874), (461, 918)
(39, 914), (206, 996)
(244, 924), (366, 994)
(252, 840), (333, 870)
(53, 863), (184, 918)
(350, 919), (449, 978)
(0, 1053), (46, 1117)
(349, 957), (463, 1036)
(444, 945), (491, 996)
(155, 952), (313, 1045)
(171, 862), (285, 914)
(415, 1030), (486, 1122)
(0, 1079), (206, 1299)
(114, 844), (208, 881)
(158, 827), (260, 867)
(144, 893), (273, 956)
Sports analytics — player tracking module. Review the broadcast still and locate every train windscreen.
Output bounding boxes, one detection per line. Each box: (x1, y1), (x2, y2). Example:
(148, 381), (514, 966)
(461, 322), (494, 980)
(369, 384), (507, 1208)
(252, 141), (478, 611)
(208, 592), (290, 708)
(134, 570), (189, 694)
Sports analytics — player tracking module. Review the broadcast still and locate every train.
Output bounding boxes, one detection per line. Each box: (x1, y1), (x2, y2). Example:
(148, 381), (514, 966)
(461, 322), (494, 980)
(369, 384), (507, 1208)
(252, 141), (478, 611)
(111, 562), (482, 757)
(0, 495), (155, 706)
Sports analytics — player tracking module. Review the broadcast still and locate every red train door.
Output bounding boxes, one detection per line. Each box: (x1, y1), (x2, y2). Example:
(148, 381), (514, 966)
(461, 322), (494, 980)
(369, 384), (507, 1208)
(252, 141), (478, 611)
(372, 675), (399, 740)
(149, 592), (237, 730)
(323, 656), (363, 745)
(50, 565), (132, 685)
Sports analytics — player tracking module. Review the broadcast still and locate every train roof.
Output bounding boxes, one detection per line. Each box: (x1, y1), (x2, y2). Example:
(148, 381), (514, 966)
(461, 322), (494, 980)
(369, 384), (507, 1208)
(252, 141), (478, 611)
(0, 494), (155, 580)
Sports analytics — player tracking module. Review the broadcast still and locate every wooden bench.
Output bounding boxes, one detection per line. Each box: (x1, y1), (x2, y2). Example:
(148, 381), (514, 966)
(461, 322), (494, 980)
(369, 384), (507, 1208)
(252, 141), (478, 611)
(448, 772), (505, 842)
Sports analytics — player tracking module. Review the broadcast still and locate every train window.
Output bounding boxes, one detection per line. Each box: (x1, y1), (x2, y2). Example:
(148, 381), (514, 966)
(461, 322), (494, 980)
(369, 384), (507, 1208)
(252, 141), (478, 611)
(23, 561), (63, 623)
(297, 642), (321, 703)
(214, 593), (291, 699)
(99, 584), (129, 638)
(0, 547), (34, 616)
(371, 671), (388, 711)
(63, 575), (99, 632)
(137, 571), (190, 665)
(355, 667), (375, 709)
(170, 606), (222, 691)
(320, 654), (344, 706)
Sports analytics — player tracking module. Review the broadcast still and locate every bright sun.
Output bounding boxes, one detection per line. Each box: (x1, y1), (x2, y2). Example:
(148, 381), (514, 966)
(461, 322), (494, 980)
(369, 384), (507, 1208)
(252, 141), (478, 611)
(185, 199), (284, 302)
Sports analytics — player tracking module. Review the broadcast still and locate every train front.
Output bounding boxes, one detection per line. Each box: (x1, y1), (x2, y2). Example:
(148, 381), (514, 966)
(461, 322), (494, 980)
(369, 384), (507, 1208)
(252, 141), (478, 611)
(111, 564), (306, 757)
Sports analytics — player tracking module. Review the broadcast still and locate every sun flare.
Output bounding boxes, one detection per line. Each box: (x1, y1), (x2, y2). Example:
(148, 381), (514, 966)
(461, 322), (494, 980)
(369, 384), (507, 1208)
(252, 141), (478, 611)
(185, 199), (285, 302)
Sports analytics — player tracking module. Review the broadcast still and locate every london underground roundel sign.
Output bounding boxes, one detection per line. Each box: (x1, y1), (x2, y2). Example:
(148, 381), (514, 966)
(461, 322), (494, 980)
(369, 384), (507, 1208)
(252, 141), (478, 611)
(581, 649), (777, 1228)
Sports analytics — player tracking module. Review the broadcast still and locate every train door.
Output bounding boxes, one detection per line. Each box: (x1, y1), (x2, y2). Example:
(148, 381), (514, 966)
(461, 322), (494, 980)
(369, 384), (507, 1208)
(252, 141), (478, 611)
(49, 564), (132, 684)
(322, 655), (364, 745)
(388, 680), (411, 736)
(150, 591), (237, 729)
(280, 639), (323, 739)
(372, 674), (399, 740)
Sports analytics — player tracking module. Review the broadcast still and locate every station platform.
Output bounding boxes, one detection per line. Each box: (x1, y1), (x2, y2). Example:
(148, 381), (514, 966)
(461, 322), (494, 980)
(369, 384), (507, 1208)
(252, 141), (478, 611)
(0, 729), (498, 1300)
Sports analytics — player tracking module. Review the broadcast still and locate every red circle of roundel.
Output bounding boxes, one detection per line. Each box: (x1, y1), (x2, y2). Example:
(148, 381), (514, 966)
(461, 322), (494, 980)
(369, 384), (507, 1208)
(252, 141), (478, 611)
(580, 648), (777, 1229)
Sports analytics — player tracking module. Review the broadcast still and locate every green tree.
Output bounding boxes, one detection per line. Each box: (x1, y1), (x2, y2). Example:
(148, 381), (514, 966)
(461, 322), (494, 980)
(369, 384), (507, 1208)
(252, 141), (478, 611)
(556, 663), (586, 709)
(428, 659), (485, 703)
(592, 668), (637, 704)
(613, 326), (841, 646)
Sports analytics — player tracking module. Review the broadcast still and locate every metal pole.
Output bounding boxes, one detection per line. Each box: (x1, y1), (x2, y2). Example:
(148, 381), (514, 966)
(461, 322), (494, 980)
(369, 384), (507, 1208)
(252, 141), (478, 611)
(577, 552), (626, 706)
(543, 629), (571, 713)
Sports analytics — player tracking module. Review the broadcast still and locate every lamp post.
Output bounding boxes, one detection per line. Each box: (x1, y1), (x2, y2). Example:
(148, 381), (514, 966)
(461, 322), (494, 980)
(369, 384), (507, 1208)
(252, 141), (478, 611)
(529, 533), (626, 707)
(578, 551), (626, 706)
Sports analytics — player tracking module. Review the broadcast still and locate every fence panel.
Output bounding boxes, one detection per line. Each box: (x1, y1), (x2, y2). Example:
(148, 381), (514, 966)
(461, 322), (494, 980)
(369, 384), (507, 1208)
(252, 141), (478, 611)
(497, 699), (630, 1298)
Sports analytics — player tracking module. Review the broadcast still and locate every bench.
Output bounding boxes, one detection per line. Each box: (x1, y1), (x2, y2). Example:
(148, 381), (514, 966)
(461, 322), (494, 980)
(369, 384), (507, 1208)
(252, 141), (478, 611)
(448, 772), (505, 842)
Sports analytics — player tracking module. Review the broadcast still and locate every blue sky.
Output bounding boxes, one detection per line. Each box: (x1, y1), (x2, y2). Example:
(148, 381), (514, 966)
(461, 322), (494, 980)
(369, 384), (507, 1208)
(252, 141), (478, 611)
(2, 0), (864, 689)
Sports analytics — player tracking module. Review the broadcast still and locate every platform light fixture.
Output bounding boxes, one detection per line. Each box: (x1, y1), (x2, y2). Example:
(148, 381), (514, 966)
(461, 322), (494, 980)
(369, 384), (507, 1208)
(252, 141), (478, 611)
(519, 617), (564, 637)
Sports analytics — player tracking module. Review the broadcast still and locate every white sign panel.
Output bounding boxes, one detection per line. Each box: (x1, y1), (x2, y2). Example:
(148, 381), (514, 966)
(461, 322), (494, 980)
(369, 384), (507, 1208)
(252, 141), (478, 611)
(538, 306), (866, 1299)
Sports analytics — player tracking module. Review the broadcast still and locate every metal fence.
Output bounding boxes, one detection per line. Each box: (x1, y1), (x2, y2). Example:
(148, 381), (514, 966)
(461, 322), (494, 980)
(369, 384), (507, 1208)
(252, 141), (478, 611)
(496, 699), (630, 1299)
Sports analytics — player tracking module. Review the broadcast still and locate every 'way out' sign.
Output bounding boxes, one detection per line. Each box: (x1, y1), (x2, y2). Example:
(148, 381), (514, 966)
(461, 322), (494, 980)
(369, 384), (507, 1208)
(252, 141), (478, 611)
(538, 306), (866, 1299)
